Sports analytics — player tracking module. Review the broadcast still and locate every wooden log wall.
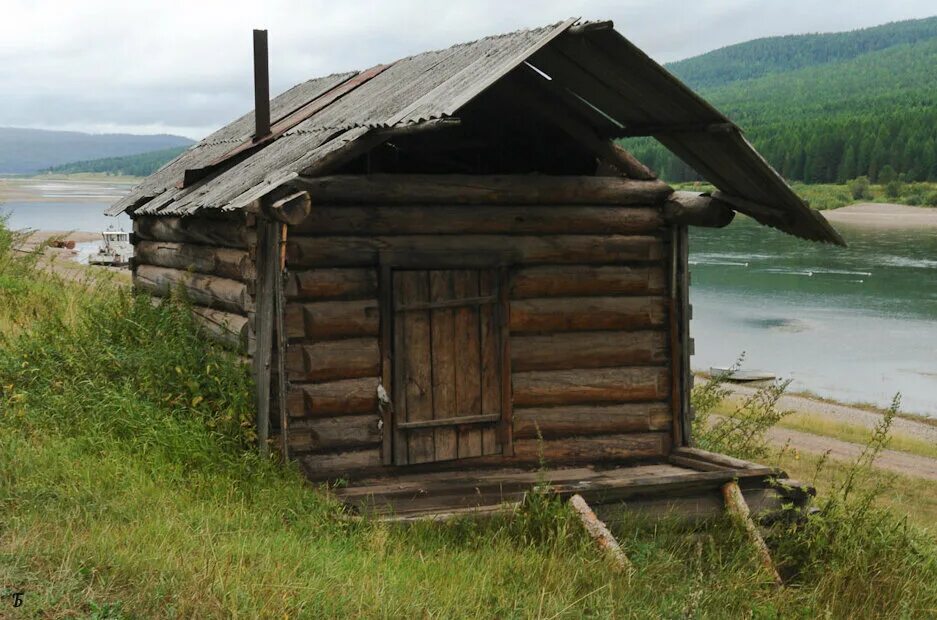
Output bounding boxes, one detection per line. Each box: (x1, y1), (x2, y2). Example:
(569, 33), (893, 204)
(131, 213), (255, 352)
(285, 199), (675, 479)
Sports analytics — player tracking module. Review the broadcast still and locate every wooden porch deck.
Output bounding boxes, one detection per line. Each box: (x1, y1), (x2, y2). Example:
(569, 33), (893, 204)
(333, 448), (809, 520)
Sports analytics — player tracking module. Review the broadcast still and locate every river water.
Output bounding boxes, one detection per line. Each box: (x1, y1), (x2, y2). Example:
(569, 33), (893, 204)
(2, 180), (935, 415)
(691, 218), (937, 416)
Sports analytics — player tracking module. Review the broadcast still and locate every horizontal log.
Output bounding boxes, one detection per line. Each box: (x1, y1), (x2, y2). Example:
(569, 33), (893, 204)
(292, 205), (664, 235)
(509, 297), (667, 334)
(663, 192), (735, 228)
(287, 377), (380, 418)
(672, 447), (765, 471)
(510, 330), (668, 372)
(286, 414), (382, 453)
(133, 215), (250, 248)
(135, 240), (253, 281)
(134, 265), (251, 314)
(511, 265), (667, 298)
(287, 235), (664, 268)
(512, 367), (670, 407)
(285, 300), (380, 340)
(297, 449), (383, 479)
(191, 306), (251, 350)
(266, 190), (311, 225)
(513, 403), (671, 439)
(291, 174), (673, 205)
(512, 432), (671, 463)
(287, 338), (381, 382)
(285, 268), (378, 300)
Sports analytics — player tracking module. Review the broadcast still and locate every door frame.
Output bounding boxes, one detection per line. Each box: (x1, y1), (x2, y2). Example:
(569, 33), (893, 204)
(378, 250), (513, 465)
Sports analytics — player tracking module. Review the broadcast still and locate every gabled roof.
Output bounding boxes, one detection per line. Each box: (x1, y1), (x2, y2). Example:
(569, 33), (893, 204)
(108, 19), (844, 245)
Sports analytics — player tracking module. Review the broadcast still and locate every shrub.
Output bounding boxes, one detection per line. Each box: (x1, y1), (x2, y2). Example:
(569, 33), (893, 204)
(846, 176), (871, 200)
(885, 178), (904, 199)
(878, 164), (897, 185)
(691, 358), (792, 460)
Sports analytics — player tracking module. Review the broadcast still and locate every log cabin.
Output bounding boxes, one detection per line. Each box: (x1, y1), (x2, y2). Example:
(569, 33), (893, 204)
(107, 20), (842, 519)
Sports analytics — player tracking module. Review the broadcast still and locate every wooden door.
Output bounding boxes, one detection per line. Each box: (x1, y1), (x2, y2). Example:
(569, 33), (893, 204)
(391, 269), (505, 465)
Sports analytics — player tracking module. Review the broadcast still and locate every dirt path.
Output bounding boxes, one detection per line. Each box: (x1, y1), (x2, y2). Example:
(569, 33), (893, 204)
(766, 426), (937, 481)
(723, 383), (937, 444)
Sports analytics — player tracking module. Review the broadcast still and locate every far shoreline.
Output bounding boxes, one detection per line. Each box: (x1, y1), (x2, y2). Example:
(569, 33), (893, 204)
(823, 202), (937, 229)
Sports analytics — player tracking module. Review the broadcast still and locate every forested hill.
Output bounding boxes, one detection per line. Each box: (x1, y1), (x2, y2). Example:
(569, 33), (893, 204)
(668, 16), (937, 89)
(628, 16), (937, 184)
(43, 146), (189, 177)
(0, 127), (192, 174)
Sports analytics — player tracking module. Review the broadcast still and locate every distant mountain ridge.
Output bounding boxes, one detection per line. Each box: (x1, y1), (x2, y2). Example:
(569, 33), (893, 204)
(668, 15), (937, 89)
(625, 15), (937, 184)
(43, 146), (190, 178)
(0, 127), (193, 174)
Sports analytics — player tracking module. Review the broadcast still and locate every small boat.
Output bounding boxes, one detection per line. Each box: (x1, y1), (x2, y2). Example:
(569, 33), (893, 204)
(709, 367), (776, 382)
(89, 228), (132, 267)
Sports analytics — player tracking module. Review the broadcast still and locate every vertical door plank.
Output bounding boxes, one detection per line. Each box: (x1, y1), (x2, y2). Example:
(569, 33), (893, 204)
(392, 271), (409, 465)
(479, 270), (501, 455)
(380, 264), (394, 465)
(453, 270), (483, 458)
(429, 270), (458, 461)
(399, 271), (435, 464)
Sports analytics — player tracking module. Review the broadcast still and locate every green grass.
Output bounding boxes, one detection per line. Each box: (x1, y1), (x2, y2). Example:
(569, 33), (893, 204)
(2, 222), (937, 617)
(674, 180), (937, 211)
(712, 398), (937, 461)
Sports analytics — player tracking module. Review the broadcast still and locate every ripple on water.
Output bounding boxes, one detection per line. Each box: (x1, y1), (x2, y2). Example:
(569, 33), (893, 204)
(743, 317), (813, 333)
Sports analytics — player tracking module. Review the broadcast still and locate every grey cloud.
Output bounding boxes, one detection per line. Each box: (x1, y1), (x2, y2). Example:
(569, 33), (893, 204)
(1, 0), (934, 139)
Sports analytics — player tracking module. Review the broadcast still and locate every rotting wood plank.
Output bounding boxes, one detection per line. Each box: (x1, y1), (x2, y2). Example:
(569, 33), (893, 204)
(429, 271), (458, 462)
(512, 366), (670, 407)
(513, 402), (671, 439)
(291, 205), (664, 236)
(673, 447), (768, 471)
(379, 264), (393, 465)
(512, 432), (670, 463)
(497, 266), (513, 455)
(284, 299), (380, 340)
(453, 270), (483, 459)
(253, 217), (279, 455)
(398, 271), (435, 464)
(287, 377), (380, 418)
(509, 296), (667, 334)
(722, 481), (784, 587)
(288, 338), (381, 383)
(297, 448), (383, 478)
(135, 240), (253, 281)
(291, 174), (672, 205)
(134, 265), (251, 314)
(285, 268), (378, 300)
(287, 414), (382, 453)
(286, 235), (665, 268)
(274, 222), (289, 460)
(511, 265), (667, 298)
(134, 215), (251, 248)
(568, 494), (633, 572)
(510, 330), (668, 372)
(479, 270), (500, 456)
(189, 306), (251, 350)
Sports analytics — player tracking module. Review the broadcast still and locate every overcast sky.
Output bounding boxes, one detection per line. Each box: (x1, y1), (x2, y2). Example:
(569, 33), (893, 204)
(2, 0), (934, 140)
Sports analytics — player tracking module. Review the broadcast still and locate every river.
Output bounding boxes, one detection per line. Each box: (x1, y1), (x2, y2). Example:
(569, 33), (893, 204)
(2, 179), (935, 415)
(691, 218), (937, 416)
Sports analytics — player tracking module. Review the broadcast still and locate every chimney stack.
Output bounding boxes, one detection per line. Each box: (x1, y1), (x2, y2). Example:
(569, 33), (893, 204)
(253, 29), (271, 140)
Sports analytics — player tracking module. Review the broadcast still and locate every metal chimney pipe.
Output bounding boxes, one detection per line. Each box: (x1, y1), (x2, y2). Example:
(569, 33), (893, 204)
(253, 29), (271, 140)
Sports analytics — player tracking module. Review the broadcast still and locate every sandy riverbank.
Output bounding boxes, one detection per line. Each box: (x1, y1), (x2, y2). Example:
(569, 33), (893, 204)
(824, 202), (937, 228)
(14, 230), (131, 283)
